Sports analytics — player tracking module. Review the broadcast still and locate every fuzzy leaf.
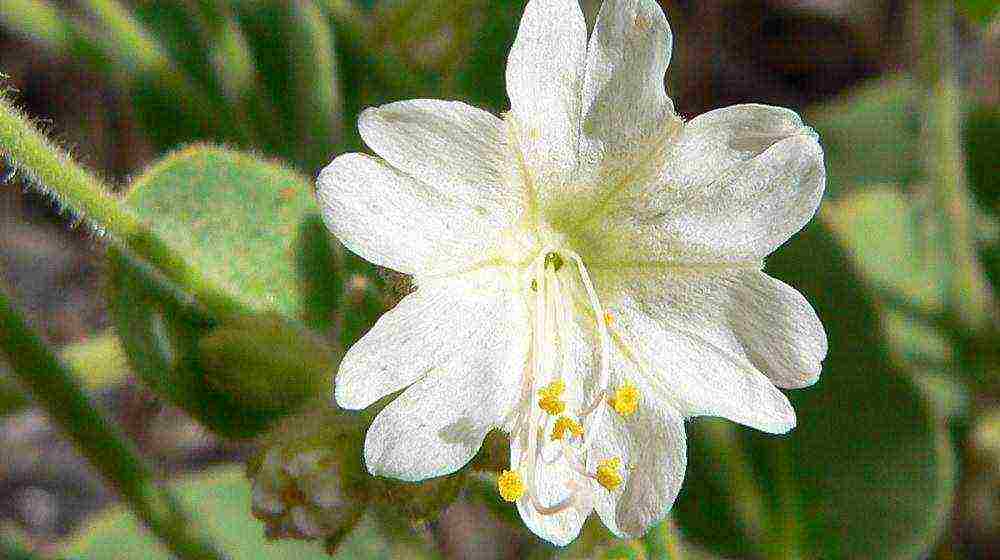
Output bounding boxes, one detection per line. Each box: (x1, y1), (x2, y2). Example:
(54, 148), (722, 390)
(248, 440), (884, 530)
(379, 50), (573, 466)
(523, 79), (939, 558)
(106, 145), (339, 438)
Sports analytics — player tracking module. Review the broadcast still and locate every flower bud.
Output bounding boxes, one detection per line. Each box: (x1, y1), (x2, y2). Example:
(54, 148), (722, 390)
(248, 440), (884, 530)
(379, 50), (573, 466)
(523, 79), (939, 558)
(199, 314), (336, 414)
(247, 405), (367, 550)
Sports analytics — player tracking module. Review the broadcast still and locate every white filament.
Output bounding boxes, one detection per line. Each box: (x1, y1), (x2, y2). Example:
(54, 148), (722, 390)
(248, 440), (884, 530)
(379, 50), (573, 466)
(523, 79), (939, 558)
(517, 247), (613, 517)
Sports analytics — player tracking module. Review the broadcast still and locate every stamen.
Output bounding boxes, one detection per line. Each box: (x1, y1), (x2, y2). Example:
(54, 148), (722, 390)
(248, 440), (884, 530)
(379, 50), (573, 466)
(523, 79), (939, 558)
(552, 416), (584, 441)
(498, 470), (526, 502)
(523, 251), (549, 506)
(566, 251), (612, 413)
(596, 458), (624, 491)
(544, 251), (565, 271)
(530, 492), (576, 516)
(609, 382), (640, 417)
(538, 379), (567, 415)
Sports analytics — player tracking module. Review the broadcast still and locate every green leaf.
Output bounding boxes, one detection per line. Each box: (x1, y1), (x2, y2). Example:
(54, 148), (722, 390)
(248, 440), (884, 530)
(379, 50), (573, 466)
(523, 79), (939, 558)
(804, 78), (922, 200)
(106, 145), (339, 438)
(825, 185), (972, 414)
(128, 145), (329, 322)
(61, 467), (434, 560)
(673, 223), (957, 560)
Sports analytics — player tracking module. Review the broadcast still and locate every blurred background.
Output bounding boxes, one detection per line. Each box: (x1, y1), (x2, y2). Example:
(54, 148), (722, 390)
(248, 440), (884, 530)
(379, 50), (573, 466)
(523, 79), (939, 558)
(0, 0), (997, 559)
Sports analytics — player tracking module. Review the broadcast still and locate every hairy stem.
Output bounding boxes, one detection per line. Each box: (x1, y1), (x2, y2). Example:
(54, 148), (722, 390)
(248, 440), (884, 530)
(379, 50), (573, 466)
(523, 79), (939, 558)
(0, 292), (230, 560)
(0, 95), (240, 321)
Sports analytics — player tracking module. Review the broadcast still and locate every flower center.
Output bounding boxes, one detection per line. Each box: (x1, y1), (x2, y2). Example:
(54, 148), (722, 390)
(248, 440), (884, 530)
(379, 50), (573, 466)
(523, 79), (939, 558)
(500, 246), (639, 515)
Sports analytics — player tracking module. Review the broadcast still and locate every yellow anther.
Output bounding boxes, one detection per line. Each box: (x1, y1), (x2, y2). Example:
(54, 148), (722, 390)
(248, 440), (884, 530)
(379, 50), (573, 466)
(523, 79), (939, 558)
(540, 379), (565, 397)
(538, 379), (567, 416)
(544, 252), (565, 271)
(551, 416), (584, 441)
(609, 382), (640, 416)
(498, 470), (525, 502)
(596, 457), (624, 491)
(539, 395), (566, 415)
(603, 310), (614, 326)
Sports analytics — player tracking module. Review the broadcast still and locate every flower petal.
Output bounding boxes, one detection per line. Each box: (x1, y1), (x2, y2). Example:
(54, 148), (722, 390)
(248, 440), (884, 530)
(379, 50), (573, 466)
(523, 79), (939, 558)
(506, 0), (587, 191)
(588, 104), (825, 264)
(731, 272), (827, 389)
(317, 153), (503, 275)
(580, 0), (677, 170)
(599, 266), (826, 391)
(335, 269), (515, 410)
(358, 100), (523, 224)
(590, 402), (686, 538)
(510, 429), (593, 546)
(604, 274), (799, 434)
(362, 287), (529, 481)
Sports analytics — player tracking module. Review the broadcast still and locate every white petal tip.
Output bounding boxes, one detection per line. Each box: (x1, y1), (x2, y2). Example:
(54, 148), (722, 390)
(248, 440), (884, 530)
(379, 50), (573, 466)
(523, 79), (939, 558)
(773, 413), (797, 434)
(332, 380), (364, 411)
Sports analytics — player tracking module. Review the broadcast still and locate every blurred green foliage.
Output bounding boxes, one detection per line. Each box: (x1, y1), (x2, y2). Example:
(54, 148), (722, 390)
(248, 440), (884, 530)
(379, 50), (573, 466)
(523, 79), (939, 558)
(959, 0), (998, 25)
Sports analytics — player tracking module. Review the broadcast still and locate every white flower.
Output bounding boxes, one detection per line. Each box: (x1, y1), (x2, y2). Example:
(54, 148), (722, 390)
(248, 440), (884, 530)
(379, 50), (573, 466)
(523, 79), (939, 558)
(317, 0), (827, 546)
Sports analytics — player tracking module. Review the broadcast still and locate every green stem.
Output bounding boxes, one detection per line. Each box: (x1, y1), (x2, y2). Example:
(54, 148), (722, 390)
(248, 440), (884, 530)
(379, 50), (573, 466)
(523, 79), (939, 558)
(0, 95), (241, 322)
(700, 421), (772, 558)
(770, 443), (804, 560)
(0, 292), (230, 560)
(286, 0), (343, 171)
(918, 0), (996, 331)
(77, 0), (255, 144)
